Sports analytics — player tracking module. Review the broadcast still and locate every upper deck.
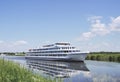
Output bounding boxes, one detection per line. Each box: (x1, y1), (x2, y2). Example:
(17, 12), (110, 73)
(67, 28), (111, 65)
(28, 43), (77, 52)
(43, 43), (70, 47)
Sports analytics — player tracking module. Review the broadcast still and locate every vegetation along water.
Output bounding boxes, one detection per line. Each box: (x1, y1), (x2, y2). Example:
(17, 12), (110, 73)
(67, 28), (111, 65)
(0, 59), (61, 82)
(86, 52), (120, 62)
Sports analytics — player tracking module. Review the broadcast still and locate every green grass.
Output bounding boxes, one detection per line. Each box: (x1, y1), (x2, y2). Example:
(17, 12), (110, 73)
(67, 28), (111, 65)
(15, 53), (25, 56)
(0, 59), (61, 82)
(86, 53), (120, 62)
(0, 52), (26, 56)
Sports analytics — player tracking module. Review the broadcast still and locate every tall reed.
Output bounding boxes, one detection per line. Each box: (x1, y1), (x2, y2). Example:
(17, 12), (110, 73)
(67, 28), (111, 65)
(0, 59), (60, 82)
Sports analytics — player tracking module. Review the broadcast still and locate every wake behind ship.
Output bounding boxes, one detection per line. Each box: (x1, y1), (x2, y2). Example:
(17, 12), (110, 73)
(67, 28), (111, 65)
(25, 43), (89, 61)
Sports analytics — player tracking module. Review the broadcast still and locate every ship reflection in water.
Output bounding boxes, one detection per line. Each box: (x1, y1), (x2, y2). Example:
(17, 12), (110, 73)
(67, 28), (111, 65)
(26, 59), (91, 79)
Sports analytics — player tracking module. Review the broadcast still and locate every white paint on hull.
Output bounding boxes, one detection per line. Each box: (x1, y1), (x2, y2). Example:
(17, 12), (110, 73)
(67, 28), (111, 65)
(25, 52), (88, 62)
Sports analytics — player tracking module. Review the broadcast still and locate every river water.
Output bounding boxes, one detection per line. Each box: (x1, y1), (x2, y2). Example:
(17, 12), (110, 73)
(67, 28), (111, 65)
(1, 56), (120, 82)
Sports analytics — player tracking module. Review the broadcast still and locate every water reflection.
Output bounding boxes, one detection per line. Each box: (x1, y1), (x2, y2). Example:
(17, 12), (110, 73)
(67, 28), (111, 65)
(26, 59), (90, 78)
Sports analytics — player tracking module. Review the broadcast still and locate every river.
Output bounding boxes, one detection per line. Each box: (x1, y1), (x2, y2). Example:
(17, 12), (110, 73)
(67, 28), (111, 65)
(1, 56), (120, 82)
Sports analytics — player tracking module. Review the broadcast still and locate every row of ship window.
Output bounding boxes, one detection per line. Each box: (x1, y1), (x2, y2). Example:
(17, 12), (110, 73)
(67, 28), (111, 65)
(28, 54), (67, 56)
(29, 50), (80, 53)
(32, 48), (60, 51)
(31, 47), (75, 51)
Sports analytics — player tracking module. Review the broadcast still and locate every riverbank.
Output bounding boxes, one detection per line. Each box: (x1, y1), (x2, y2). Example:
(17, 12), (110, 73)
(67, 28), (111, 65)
(0, 59), (60, 82)
(0, 52), (25, 56)
(86, 52), (120, 62)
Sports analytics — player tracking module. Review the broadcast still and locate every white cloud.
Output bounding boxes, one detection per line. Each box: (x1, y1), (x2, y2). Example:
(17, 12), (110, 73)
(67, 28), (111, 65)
(91, 19), (110, 35)
(13, 40), (28, 46)
(82, 32), (94, 38)
(0, 40), (28, 52)
(77, 41), (120, 52)
(78, 16), (120, 41)
(77, 32), (95, 41)
(0, 41), (4, 44)
(109, 16), (120, 31)
(88, 16), (102, 23)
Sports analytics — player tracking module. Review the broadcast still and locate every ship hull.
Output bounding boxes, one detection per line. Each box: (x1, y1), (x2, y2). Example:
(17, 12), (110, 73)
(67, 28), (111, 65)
(25, 52), (88, 62)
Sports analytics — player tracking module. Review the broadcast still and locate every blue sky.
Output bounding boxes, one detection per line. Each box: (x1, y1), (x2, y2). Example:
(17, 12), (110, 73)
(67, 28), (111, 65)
(0, 0), (120, 52)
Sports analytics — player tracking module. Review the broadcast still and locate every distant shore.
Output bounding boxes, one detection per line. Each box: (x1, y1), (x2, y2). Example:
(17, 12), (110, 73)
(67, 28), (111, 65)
(0, 52), (25, 56)
(1, 52), (120, 62)
(86, 52), (120, 62)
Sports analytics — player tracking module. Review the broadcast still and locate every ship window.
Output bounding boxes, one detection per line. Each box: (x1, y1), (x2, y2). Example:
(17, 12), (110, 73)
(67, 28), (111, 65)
(64, 51), (68, 53)
(72, 47), (75, 49)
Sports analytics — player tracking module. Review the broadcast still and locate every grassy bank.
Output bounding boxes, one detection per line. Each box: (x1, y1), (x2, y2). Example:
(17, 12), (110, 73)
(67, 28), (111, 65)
(0, 59), (60, 82)
(86, 52), (120, 62)
(0, 52), (26, 56)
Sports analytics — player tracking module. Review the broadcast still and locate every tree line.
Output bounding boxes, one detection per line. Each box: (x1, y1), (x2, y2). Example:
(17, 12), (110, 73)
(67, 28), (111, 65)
(86, 52), (120, 62)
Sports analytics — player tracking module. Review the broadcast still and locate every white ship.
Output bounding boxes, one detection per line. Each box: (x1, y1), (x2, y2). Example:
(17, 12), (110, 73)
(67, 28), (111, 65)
(25, 43), (89, 61)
